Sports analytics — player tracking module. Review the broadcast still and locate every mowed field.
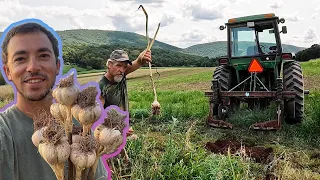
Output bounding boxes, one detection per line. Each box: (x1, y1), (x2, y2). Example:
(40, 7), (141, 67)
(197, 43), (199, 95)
(0, 60), (320, 179)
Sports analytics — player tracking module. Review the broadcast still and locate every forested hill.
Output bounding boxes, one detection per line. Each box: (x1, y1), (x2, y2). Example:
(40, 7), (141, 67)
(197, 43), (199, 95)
(56, 29), (182, 52)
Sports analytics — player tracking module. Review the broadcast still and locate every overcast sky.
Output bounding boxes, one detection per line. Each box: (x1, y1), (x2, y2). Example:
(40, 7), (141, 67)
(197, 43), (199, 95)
(0, 0), (319, 48)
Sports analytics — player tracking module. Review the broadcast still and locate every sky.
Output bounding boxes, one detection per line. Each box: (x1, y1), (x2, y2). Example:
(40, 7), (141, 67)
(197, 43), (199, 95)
(0, 0), (319, 49)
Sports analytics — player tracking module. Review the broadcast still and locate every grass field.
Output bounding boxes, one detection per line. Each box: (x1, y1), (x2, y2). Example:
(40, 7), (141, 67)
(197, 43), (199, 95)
(0, 60), (320, 179)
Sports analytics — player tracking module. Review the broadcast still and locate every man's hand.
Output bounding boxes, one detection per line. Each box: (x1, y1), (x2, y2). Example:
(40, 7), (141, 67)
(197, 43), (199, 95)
(126, 49), (152, 75)
(138, 49), (152, 65)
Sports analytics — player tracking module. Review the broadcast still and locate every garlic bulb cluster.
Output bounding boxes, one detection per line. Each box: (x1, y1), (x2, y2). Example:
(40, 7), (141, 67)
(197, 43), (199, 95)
(32, 71), (129, 180)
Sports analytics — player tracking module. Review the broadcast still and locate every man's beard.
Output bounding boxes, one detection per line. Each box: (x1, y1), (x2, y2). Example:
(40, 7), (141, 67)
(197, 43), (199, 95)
(114, 74), (124, 83)
(16, 75), (55, 101)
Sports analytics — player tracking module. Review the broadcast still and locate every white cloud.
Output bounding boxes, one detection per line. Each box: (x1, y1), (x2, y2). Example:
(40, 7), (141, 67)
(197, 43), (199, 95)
(269, 0), (283, 9)
(183, 0), (224, 21)
(312, 13), (318, 19)
(181, 29), (206, 42)
(285, 13), (301, 22)
(160, 13), (175, 27)
(69, 16), (85, 29)
(304, 28), (317, 42)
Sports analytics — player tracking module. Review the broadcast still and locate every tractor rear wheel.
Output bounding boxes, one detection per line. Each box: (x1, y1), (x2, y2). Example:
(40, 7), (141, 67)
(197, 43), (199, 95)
(283, 61), (304, 124)
(212, 65), (238, 116)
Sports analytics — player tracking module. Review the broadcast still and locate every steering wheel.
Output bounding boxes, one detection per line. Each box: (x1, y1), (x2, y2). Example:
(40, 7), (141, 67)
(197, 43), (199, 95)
(259, 44), (266, 53)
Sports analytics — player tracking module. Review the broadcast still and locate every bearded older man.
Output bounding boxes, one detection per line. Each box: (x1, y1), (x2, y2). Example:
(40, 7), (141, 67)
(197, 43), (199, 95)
(98, 49), (152, 111)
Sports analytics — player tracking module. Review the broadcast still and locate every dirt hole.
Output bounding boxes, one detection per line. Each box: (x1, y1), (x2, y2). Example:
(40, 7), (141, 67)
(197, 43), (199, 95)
(205, 139), (273, 164)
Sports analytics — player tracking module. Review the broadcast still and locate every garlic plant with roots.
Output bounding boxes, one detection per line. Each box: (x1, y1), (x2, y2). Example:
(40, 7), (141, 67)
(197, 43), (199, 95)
(70, 135), (97, 180)
(38, 119), (70, 180)
(52, 73), (80, 134)
(87, 108), (127, 179)
(138, 5), (161, 116)
(71, 86), (101, 136)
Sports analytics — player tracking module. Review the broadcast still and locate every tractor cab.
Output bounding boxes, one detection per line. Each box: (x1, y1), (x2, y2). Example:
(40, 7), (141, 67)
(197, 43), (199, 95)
(218, 13), (288, 66)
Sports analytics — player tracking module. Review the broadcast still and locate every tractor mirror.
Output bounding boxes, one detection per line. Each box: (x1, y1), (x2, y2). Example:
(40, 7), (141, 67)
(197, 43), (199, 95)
(281, 26), (287, 34)
(279, 18), (285, 23)
(219, 25), (225, 30)
(247, 22), (255, 27)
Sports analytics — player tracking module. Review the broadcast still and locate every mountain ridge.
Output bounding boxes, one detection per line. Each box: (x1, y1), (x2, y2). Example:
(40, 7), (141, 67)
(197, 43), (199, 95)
(0, 29), (306, 58)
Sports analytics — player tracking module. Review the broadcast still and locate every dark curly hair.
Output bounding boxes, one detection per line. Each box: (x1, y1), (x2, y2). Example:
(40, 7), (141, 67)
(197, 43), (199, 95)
(1, 22), (59, 65)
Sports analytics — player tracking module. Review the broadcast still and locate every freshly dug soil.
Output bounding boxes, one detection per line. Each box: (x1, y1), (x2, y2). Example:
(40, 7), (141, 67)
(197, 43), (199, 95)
(205, 139), (273, 164)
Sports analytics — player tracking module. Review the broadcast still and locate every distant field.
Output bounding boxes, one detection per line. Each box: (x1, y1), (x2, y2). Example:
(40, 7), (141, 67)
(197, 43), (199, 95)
(0, 60), (320, 179)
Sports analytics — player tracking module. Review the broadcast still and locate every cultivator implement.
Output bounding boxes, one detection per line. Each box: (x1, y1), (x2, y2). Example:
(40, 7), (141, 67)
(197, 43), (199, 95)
(205, 75), (297, 130)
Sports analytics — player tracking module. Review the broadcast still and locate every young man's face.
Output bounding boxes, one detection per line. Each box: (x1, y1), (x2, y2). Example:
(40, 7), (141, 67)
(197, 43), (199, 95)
(108, 61), (128, 82)
(3, 32), (60, 101)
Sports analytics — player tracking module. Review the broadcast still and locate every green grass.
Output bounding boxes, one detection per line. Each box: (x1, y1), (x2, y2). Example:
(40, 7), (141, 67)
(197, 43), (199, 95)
(62, 64), (105, 74)
(118, 60), (320, 180)
(301, 58), (320, 76)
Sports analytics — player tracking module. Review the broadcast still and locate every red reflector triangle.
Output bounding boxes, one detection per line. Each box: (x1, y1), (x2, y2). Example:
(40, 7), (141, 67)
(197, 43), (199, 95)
(248, 59), (263, 73)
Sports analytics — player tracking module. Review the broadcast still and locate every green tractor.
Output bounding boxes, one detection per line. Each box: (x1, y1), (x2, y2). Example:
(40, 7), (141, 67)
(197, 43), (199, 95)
(205, 13), (309, 130)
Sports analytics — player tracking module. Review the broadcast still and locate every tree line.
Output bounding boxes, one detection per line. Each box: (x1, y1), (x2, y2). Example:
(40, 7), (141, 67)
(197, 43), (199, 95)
(62, 44), (215, 69)
(295, 44), (320, 62)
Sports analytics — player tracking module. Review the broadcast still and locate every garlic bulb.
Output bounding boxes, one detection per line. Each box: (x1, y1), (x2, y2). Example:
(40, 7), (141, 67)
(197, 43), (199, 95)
(71, 102), (101, 128)
(151, 100), (161, 115)
(71, 86), (101, 135)
(52, 73), (79, 106)
(31, 126), (47, 147)
(38, 137), (70, 165)
(70, 143), (96, 168)
(50, 103), (68, 123)
(94, 125), (123, 154)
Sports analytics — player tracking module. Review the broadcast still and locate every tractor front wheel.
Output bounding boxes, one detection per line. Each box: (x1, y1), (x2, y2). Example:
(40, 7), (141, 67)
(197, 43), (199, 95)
(283, 61), (304, 124)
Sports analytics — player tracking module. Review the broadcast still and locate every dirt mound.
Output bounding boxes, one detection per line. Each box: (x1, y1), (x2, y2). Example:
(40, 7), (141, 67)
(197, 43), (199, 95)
(205, 139), (273, 164)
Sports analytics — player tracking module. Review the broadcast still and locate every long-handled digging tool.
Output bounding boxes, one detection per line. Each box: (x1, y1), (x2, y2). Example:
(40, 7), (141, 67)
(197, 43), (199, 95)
(138, 5), (161, 115)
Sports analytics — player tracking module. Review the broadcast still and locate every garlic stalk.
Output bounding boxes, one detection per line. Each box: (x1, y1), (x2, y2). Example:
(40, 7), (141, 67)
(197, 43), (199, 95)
(71, 86), (101, 136)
